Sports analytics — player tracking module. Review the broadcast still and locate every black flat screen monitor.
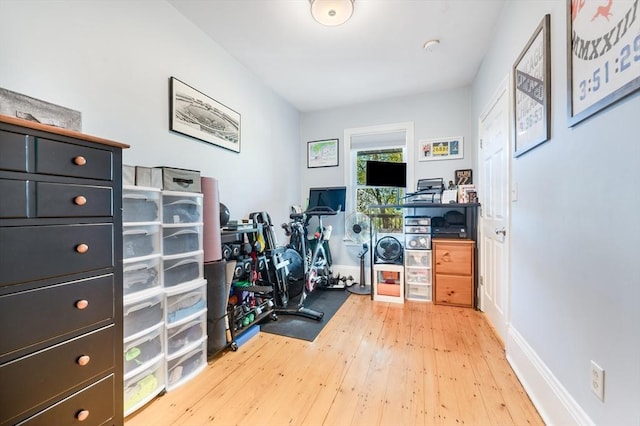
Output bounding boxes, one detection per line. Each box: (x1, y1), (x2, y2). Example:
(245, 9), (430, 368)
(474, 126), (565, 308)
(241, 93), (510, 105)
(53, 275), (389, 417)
(365, 160), (407, 188)
(307, 186), (346, 212)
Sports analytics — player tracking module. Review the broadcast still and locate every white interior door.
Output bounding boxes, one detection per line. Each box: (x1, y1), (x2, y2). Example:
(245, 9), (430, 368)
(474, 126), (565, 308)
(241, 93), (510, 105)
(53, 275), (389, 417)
(478, 79), (510, 344)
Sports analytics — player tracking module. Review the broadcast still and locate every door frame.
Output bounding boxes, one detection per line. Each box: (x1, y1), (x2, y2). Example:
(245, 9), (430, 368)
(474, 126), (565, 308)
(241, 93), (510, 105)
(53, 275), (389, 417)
(477, 75), (512, 334)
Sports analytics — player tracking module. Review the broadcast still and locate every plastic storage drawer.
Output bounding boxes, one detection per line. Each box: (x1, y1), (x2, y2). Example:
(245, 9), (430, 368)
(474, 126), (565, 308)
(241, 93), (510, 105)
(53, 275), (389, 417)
(123, 255), (162, 295)
(123, 224), (161, 259)
(166, 312), (206, 358)
(163, 252), (203, 287)
(405, 225), (431, 234)
(406, 269), (432, 285)
(166, 339), (207, 391)
(405, 250), (432, 268)
(123, 186), (160, 223)
(162, 192), (203, 225)
(124, 288), (163, 340)
(405, 216), (431, 226)
(163, 225), (202, 256)
(124, 324), (164, 376)
(407, 284), (431, 301)
(405, 234), (431, 250)
(124, 356), (165, 417)
(165, 279), (207, 326)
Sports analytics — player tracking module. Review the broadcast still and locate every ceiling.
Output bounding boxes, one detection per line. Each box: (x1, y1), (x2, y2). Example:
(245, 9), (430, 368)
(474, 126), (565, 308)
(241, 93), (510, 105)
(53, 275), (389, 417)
(168, 0), (506, 113)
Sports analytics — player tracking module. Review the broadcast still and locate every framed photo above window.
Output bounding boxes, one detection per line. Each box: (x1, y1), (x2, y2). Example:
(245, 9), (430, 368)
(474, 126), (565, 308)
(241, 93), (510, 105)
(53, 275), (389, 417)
(170, 77), (241, 153)
(513, 14), (551, 157)
(567, 0), (640, 127)
(418, 137), (463, 161)
(307, 138), (339, 168)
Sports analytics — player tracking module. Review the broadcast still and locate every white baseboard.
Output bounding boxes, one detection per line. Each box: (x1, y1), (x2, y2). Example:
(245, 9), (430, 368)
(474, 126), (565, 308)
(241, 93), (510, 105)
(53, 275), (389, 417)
(506, 326), (594, 426)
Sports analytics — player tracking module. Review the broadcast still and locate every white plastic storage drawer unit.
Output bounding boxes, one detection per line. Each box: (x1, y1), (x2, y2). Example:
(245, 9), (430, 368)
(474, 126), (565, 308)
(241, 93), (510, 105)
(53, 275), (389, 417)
(124, 356), (165, 417)
(163, 251), (204, 288)
(166, 311), (207, 358)
(123, 254), (162, 296)
(123, 287), (164, 340)
(165, 278), (207, 326)
(123, 186), (160, 223)
(162, 191), (203, 225)
(123, 323), (164, 376)
(166, 338), (207, 392)
(162, 225), (203, 256)
(123, 224), (161, 260)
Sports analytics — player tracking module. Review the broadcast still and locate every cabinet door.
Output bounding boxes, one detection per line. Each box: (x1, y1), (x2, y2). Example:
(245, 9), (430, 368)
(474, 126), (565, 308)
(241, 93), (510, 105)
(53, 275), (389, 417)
(434, 274), (473, 307)
(433, 241), (473, 275)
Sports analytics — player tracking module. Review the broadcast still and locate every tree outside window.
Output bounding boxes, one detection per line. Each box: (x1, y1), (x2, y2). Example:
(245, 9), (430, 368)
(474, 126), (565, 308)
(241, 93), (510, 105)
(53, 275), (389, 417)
(356, 148), (404, 233)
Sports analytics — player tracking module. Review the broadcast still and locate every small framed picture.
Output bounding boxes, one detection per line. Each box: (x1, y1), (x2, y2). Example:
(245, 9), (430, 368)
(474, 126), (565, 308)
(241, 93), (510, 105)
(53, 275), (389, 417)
(307, 138), (339, 168)
(418, 137), (464, 161)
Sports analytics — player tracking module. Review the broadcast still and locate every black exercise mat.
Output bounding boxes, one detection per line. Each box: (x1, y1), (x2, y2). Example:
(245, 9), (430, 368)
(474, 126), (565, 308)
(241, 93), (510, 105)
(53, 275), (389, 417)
(259, 289), (350, 341)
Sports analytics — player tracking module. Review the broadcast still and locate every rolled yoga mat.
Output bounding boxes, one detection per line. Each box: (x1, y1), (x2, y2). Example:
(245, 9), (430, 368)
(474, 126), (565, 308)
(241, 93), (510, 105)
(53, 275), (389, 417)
(201, 176), (222, 262)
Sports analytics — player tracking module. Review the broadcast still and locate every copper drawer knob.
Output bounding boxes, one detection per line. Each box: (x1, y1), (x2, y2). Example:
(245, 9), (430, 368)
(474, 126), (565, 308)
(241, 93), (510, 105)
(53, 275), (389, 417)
(77, 355), (91, 366)
(76, 299), (89, 310)
(73, 156), (87, 166)
(74, 195), (87, 206)
(76, 410), (90, 421)
(76, 243), (89, 254)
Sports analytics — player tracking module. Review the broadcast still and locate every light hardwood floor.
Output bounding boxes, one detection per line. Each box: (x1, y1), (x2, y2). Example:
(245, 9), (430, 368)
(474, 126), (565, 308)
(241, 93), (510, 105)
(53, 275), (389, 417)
(125, 294), (543, 426)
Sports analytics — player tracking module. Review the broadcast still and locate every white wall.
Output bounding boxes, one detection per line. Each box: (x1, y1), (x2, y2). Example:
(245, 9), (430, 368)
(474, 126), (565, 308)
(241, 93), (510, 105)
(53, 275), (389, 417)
(472, 2), (640, 424)
(301, 87), (474, 267)
(0, 0), (300, 232)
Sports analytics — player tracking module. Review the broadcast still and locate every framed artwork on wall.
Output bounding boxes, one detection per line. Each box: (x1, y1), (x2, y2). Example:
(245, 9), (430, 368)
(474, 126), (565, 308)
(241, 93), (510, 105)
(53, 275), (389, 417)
(169, 77), (241, 153)
(513, 14), (551, 157)
(567, 0), (640, 126)
(307, 138), (339, 168)
(418, 137), (463, 161)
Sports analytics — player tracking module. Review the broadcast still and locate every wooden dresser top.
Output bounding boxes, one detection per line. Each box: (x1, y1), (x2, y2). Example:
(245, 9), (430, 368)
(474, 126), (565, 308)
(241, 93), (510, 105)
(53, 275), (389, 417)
(0, 114), (130, 149)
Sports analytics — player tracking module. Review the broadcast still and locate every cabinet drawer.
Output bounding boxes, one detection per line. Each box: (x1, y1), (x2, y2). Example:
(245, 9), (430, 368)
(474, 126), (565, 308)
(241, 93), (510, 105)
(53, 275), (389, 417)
(0, 179), (28, 218)
(35, 138), (113, 181)
(434, 274), (473, 307)
(36, 182), (113, 217)
(0, 129), (29, 172)
(0, 274), (114, 360)
(0, 326), (115, 425)
(433, 241), (473, 275)
(0, 224), (113, 287)
(17, 375), (115, 426)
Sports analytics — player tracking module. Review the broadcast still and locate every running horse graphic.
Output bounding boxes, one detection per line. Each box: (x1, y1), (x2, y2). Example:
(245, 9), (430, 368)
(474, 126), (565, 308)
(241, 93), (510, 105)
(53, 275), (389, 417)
(592, 0), (614, 21)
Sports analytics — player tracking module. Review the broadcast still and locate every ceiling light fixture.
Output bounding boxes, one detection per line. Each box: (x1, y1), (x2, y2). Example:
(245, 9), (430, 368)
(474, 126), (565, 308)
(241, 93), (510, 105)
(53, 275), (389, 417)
(310, 0), (354, 26)
(423, 39), (440, 51)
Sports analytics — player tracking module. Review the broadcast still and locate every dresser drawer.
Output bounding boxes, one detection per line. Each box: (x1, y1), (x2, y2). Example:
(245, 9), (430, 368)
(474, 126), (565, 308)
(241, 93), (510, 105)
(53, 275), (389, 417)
(0, 274), (114, 360)
(0, 179), (28, 218)
(35, 138), (113, 181)
(433, 240), (473, 275)
(17, 375), (115, 426)
(0, 129), (29, 172)
(434, 274), (473, 307)
(0, 224), (113, 287)
(36, 182), (113, 217)
(0, 326), (115, 425)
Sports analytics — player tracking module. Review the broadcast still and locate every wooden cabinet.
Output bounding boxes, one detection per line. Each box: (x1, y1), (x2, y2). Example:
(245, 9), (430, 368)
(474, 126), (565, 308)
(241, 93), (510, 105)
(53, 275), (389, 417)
(0, 115), (128, 425)
(433, 239), (475, 307)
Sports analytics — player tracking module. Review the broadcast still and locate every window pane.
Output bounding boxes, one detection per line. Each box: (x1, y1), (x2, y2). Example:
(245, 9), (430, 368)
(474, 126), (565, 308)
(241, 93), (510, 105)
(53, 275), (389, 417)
(356, 149), (404, 185)
(356, 187), (404, 232)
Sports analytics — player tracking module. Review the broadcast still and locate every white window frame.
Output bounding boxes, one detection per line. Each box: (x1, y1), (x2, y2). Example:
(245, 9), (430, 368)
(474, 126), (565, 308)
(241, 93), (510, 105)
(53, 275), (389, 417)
(343, 122), (415, 219)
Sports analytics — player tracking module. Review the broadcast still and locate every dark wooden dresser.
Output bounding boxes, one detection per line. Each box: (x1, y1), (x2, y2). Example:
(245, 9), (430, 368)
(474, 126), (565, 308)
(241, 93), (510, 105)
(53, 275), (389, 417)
(0, 115), (129, 425)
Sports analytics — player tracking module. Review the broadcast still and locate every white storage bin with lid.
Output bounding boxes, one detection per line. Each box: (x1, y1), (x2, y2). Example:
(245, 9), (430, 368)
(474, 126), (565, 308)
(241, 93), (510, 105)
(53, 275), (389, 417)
(123, 254), (162, 295)
(124, 323), (164, 376)
(163, 251), (204, 287)
(124, 287), (164, 340)
(166, 311), (207, 358)
(123, 186), (161, 223)
(124, 355), (165, 417)
(166, 338), (207, 392)
(165, 278), (207, 326)
(123, 223), (161, 260)
(162, 225), (203, 256)
(162, 191), (203, 225)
